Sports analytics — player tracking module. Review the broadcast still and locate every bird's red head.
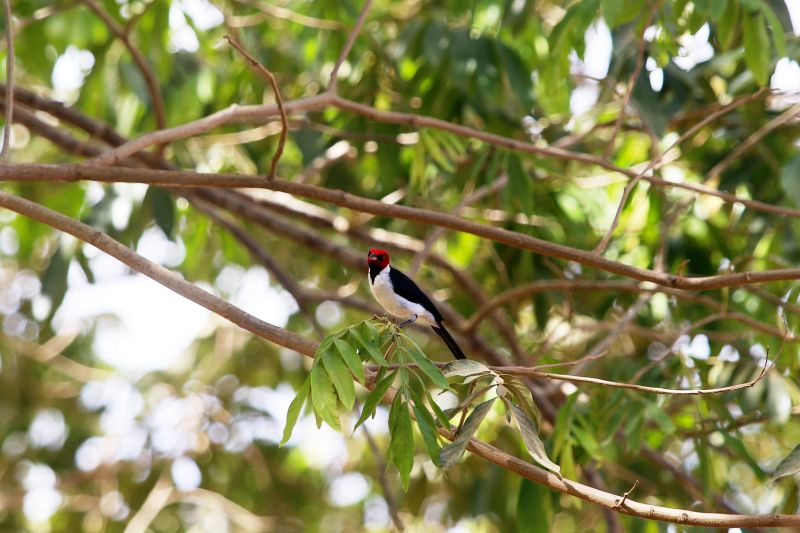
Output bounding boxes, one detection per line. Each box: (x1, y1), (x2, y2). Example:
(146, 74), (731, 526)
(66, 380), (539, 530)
(367, 248), (390, 269)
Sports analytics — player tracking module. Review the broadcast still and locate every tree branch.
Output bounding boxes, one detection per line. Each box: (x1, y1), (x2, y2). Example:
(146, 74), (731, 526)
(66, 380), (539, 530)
(1, 0), (13, 161)
(7, 163), (800, 291)
(87, 93), (332, 166)
(224, 35), (288, 179)
(706, 102), (800, 185)
(497, 346), (774, 395)
(0, 188), (318, 357)
(82, 0), (167, 153)
(190, 196), (326, 338)
(602, 0), (660, 158)
(0, 187), (797, 527)
(327, 0), (373, 93)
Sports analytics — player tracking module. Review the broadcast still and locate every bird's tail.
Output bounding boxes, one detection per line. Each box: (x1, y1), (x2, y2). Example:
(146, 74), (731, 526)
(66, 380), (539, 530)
(431, 324), (466, 360)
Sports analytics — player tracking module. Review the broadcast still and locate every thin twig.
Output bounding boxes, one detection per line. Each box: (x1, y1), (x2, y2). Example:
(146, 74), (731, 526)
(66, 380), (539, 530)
(567, 293), (650, 370)
(6, 332), (113, 382)
(229, 0), (343, 30)
(408, 174), (508, 276)
(603, 0), (660, 158)
(87, 93), (331, 166)
(661, 89), (769, 164)
(0, 100), (114, 160)
(177, 488), (280, 531)
(327, 0), (374, 93)
(531, 351), (608, 371)
(375, 342), (776, 396)
(614, 479), (638, 509)
(507, 337), (778, 396)
(627, 313), (723, 383)
(77, 82), (800, 226)
(0, 83), (168, 168)
(123, 470), (173, 533)
(82, 0), (167, 154)
(1, 0), (13, 161)
(363, 427), (405, 531)
(683, 405), (800, 437)
(706, 102), (800, 185)
(224, 35), (288, 179)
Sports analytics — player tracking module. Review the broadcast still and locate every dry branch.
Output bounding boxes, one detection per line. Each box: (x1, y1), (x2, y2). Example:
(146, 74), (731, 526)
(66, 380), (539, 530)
(224, 35), (288, 179)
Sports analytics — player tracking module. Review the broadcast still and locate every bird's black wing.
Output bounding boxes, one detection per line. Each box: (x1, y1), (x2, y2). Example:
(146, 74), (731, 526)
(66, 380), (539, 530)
(388, 267), (444, 323)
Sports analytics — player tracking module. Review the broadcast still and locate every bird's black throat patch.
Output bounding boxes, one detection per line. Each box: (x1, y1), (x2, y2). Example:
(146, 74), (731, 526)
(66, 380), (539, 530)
(368, 263), (384, 284)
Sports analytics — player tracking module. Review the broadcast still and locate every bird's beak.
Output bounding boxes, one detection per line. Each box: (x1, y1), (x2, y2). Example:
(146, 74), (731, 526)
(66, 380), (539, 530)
(368, 253), (378, 261)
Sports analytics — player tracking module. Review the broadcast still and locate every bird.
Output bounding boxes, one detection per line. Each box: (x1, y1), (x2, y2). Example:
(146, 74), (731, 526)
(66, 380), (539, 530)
(367, 248), (466, 359)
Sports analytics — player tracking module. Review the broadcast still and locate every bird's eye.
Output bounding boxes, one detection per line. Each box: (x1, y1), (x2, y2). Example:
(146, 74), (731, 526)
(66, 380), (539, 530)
(378, 254), (384, 259)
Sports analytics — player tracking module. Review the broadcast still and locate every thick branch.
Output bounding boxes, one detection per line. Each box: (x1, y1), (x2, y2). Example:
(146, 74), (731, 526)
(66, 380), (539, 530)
(88, 93), (332, 166)
(7, 163), (800, 291)
(0, 188), (317, 357)
(467, 437), (798, 527)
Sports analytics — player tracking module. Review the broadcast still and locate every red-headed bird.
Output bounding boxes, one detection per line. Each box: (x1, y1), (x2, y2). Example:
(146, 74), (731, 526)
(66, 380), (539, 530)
(367, 248), (466, 359)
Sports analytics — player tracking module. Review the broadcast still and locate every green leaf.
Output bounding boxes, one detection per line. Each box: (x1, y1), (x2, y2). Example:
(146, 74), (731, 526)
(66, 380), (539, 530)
(496, 43), (534, 107)
(560, 438), (577, 480)
(426, 389), (453, 428)
(723, 434), (767, 480)
(40, 247), (70, 320)
(315, 332), (339, 359)
(310, 364), (340, 431)
(322, 351), (356, 411)
(552, 393), (578, 459)
(440, 398), (496, 469)
(760, 1), (787, 58)
(404, 348), (453, 391)
(409, 388), (441, 465)
(389, 393), (415, 490)
(709, 0), (728, 21)
(280, 376), (310, 446)
(421, 130), (455, 173)
(509, 403), (561, 475)
(442, 359), (492, 379)
(410, 140), (427, 193)
(507, 154), (532, 214)
(742, 10), (770, 86)
(503, 379), (542, 428)
(350, 328), (388, 366)
(517, 479), (552, 533)
(354, 371), (396, 431)
(450, 383), (498, 415)
(148, 187), (175, 238)
(740, 0), (762, 11)
(572, 422), (602, 461)
(334, 339), (365, 385)
(602, 0), (645, 28)
(771, 444), (800, 481)
(716, 0), (739, 50)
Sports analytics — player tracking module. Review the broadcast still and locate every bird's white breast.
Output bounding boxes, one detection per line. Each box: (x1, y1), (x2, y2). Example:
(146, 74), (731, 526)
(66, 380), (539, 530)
(369, 266), (436, 325)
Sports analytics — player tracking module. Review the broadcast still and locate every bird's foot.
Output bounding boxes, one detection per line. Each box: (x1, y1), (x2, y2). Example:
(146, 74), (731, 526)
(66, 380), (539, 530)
(397, 314), (418, 328)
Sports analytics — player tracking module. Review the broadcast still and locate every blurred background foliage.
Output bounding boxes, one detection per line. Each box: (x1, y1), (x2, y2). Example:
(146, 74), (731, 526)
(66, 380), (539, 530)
(1, 0), (800, 531)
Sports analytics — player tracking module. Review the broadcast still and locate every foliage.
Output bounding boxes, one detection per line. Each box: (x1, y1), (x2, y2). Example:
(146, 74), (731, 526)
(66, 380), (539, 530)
(1, 0), (800, 530)
(283, 319), (559, 487)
